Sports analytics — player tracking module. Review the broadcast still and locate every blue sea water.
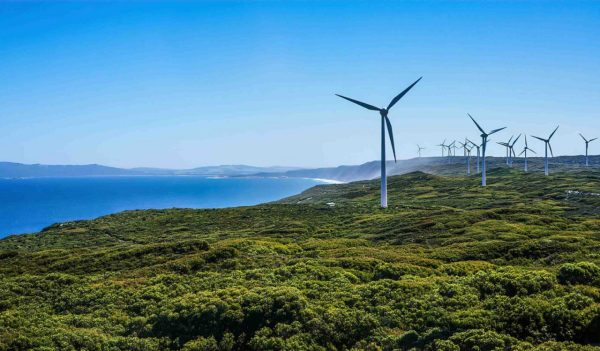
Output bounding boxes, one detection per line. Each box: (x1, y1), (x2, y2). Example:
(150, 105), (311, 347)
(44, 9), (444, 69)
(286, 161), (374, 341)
(0, 176), (323, 238)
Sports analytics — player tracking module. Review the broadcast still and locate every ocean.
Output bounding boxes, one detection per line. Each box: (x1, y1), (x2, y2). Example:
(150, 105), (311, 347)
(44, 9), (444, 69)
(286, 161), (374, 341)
(0, 176), (324, 238)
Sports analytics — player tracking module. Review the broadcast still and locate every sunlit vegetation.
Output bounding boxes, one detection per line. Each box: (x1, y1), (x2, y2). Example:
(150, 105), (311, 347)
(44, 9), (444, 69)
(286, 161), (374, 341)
(1, 167), (599, 350)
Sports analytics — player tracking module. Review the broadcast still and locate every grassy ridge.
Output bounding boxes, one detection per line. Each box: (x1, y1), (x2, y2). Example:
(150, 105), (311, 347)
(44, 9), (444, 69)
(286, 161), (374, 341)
(1, 167), (599, 350)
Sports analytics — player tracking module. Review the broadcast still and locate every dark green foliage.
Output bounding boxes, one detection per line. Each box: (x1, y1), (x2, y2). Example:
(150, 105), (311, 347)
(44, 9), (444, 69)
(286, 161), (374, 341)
(1, 170), (599, 350)
(558, 262), (600, 286)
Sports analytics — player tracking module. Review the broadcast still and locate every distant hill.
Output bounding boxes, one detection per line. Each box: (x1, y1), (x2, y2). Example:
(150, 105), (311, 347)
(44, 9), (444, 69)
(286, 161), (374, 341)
(0, 162), (139, 178)
(255, 155), (600, 182)
(2, 155), (597, 180)
(0, 162), (300, 178)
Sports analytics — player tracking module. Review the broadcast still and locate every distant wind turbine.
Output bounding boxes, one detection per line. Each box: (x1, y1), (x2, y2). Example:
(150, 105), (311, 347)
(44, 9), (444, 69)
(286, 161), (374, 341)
(459, 141), (473, 175)
(446, 141), (456, 163)
(497, 141), (510, 163)
(508, 134), (521, 167)
(519, 135), (536, 172)
(336, 77), (422, 208)
(450, 141), (459, 157)
(498, 135), (513, 165)
(531, 126), (559, 176)
(417, 144), (425, 158)
(468, 114), (506, 186)
(437, 139), (447, 157)
(579, 133), (597, 167)
(466, 138), (481, 173)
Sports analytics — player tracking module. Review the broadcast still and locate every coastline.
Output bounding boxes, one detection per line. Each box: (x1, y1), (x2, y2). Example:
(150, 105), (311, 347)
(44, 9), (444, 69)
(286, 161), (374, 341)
(0, 176), (330, 238)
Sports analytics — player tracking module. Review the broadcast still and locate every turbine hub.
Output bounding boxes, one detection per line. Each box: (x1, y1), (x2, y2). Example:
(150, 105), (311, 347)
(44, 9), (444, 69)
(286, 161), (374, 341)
(379, 108), (387, 117)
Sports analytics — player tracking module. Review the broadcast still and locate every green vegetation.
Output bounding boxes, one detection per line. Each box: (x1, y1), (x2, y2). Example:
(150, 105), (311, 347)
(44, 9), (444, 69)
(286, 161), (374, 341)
(1, 167), (600, 350)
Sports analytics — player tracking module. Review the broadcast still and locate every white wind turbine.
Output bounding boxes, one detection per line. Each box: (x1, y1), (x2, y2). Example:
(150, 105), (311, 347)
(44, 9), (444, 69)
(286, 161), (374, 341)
(436, 139), (446, 157)
(336, 77), (422, 208)
(518, 135), (536, 172)
(532, 126), (559, 176)
(468, 114), (506, 186)
(459, 141), (473, 175)
(417, 144), (425, 158)
(579, 133), (597, 167)
(437, 139), (447, 157)
(466, 138), (481, 173)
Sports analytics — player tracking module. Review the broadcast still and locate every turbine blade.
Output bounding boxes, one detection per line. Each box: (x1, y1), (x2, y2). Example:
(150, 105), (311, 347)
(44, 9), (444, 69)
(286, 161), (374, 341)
(548, 142), (554, 157)
(468, 114), (485, 134)
(525, 135), (528, 147)
(519, 149), (526, 156)
(579, 133), (588, 142)
(511, 134), (521, 146)
(489, 127), (506, 135)
(384, 116), (397, 163)
(531, 135), (546, 142)
(335, 94), (380, 111)
(589, 138), (598, 142)
(549, 125), (559, 139)
(387, 77), (422, 110)
(529, 148), (537, 154)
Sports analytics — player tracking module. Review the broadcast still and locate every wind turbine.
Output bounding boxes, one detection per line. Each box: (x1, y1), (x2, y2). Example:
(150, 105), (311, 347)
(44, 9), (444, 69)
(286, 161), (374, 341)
(446, 141), (456, 163)
(579, 133), (597, 167)
(437, 139), (447, 157)
(466, 138), (481, 173)
(336, 77), (422, 208)
(450, 141), (459, 157)
(508, 134), (521, 167)
(468, 114), (506, 186)
(498, 135), (513, 165)
(531, 126), (559, 176)
(459, 141), (473, 175)
(497, 141), (510, 164)
(519, 135), (536, 172)
(417, 145), (425, 158)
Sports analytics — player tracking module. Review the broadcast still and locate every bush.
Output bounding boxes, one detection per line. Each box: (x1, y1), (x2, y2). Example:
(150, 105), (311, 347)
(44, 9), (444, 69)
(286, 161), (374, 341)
(557, 262), (600, 286)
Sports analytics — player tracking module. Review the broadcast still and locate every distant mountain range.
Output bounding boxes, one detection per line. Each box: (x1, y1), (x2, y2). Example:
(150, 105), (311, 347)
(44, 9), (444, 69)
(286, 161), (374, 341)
(1, 155), (597, 181)
(0, 162), (300, 178)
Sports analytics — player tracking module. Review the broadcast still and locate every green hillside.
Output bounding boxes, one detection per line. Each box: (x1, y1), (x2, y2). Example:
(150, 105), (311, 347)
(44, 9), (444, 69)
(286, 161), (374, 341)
(1, 168), (600, 350)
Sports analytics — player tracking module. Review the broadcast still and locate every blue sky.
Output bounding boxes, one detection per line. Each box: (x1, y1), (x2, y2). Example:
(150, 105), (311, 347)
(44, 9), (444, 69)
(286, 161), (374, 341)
(1, 1), (599, 168)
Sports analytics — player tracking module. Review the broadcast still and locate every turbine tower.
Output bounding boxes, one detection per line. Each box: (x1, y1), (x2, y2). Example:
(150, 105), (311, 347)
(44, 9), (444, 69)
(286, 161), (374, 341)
(532, 126), (559, 176)
(417, 144), (425, 158)
(468, 114), (506, 186)
(579, 133), (597, 167)
(466, 138), (481, 173)
(336, 77), (422, 208)
(519, 135), (536, 172)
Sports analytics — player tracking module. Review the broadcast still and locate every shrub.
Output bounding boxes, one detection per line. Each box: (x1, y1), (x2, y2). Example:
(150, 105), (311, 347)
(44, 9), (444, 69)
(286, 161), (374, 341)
(557, 262), (600, 286)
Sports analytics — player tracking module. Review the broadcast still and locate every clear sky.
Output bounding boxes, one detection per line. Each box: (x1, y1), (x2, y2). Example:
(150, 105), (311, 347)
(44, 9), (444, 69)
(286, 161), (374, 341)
(1, 1), (599, 168)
